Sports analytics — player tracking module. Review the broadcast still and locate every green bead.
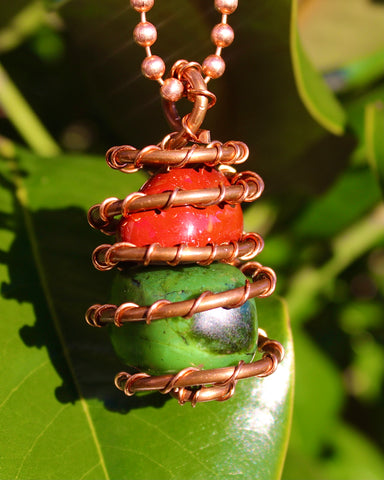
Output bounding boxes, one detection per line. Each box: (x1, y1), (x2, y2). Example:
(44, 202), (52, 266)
(109, 263), (258, 375)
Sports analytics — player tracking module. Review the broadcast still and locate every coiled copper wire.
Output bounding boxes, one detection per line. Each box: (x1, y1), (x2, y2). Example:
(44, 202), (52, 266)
(88, 171), (263, 234)
(91, 233), (264, 270)
(105, 141), (249, 173)
(85, 263), (276, 327)
(114, 330), (284, 405)
(86, 64), (283, 404)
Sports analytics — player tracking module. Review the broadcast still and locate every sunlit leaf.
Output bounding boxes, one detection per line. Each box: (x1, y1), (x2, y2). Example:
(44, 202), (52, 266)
(0, 148), (294, 479)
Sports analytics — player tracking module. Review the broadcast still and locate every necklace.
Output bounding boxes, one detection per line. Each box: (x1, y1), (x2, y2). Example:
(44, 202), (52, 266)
(86, 0), (284, 405)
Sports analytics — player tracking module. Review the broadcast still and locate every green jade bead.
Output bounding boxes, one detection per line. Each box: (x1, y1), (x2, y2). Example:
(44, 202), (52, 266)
(109, 263), (258, 375)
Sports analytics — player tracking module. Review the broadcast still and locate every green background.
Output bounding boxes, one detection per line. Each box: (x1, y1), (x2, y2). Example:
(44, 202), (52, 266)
(0, 0), (383, 478)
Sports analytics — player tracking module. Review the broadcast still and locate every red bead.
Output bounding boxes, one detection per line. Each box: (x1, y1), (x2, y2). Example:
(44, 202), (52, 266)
(119, 167), (243, 247)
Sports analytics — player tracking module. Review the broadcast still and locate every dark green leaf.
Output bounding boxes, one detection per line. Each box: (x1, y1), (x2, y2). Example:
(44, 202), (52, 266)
(293, 167), (381, 238)
(284, 328), (384, 479)
(285, 422), (384, 480)
(287, 328), (343, 457)
(44, 0), (71, 10)
(0, 148), (294, 479)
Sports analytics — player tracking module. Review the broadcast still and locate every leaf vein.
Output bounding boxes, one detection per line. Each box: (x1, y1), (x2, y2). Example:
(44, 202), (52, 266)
(0, 360), (49, 410)
(131, 412), (219, 477)
(15, 404), (69, 479)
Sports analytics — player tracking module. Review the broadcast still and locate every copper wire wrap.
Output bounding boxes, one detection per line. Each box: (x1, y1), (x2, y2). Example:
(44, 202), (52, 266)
(114, 330), (284, 406)
(85, 262), (276, 328)
(106, 141), (249, 173)
(88, 171), (264, 234)
(91, 233), (264, 270)
(86, 64), (284, 404)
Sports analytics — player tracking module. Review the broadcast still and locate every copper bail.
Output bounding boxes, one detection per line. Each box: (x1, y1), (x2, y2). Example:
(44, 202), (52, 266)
(162, 64), (212, 149)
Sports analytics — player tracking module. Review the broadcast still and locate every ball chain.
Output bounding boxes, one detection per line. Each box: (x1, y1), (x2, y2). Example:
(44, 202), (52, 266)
(130, 0), (238, 101)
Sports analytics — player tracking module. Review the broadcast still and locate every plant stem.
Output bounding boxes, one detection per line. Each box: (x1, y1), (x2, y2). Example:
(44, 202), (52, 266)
(0, 62), (60, 157)
(286, 204), (384, 324)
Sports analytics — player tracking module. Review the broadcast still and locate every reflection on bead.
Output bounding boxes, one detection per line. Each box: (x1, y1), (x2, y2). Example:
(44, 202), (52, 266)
(160, 78), (184, 102)
(211, 23), (234, 48)
(130, 0), (154, 12)
(202, 55), (225, 79)
(141, 55), (165, 80)
(133, 22), (157, 47)
(214, 0), (238, 15)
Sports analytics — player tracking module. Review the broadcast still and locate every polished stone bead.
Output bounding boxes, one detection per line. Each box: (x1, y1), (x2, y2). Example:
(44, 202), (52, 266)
(118, 167), (243, 247)
(109, 262), (258, 374)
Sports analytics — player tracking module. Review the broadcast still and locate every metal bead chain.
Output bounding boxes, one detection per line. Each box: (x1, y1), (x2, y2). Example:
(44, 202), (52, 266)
(130, 0), (238, 98)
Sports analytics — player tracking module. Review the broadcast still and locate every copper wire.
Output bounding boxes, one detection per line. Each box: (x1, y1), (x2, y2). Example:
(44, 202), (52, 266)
(105, 141), (250, 172)
(88, 177), (264, 232)
(196, 243), (218, 266)
(187, 88), (217, 109)
(160, 367), (200, 394)
(121, 192), (146, 217)
(185, 290), (213, 318)
(166, 243), (186, 266)
(145, 299), (172, 324)
(123, 373), (151, 396)
(85, 265), (275, 327)
(91, 234), (264, 269)
(205, 141), (224, 167)
(172, 144), (198, 169)
(106, 145), (137, 171)
(240, 262), (277, 297)
(164, 67), (210, 148)
(87, 64), (282, 404)
(114, 330), (284, 404)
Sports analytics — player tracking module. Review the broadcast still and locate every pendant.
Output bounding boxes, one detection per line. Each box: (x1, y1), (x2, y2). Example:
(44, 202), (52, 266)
(86, 62), (284, 405)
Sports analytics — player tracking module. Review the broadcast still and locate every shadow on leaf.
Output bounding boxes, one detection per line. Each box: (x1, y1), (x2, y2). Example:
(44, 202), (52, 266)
(0, 178), (169, 413)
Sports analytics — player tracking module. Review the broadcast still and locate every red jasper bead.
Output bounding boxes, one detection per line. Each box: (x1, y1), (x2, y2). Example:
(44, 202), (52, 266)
(119, 167), (243, 247)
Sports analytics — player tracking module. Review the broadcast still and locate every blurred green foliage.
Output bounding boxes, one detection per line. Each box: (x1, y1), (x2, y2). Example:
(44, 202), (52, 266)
(0, 0), (383, 478)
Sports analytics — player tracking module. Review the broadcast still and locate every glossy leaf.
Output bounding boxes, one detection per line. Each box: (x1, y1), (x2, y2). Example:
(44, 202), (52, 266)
(291, 0), (346, 135)
(0, 148), (294, 479)
(365, 101), (384, 194)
